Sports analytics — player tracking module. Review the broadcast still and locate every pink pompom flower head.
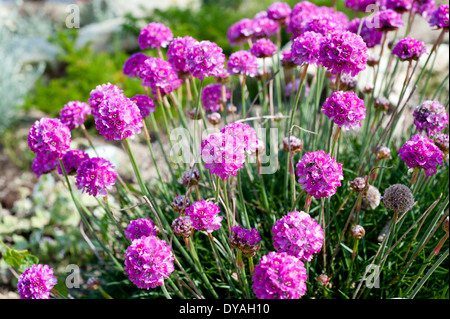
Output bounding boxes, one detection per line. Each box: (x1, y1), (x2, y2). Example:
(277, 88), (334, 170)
(296, 150), (344, 199)
(220, 122), (259, 155)
(392, 37), (427, 62)
(185, 200), (223, 233)
(27, 117), (71, 160)
(17, 264), (58, 299)
(429, 4), (449, 30)
(322, 91), (366, 131)
(227, 18), (257, 47)
(75, 157), (118, 197)
(201, 83), (230, 112)
(227, 50), (258, 77)
(88, 83), (124, 114)
(59, 101), (91, 130)
(167, 36), (198, 77)
(286, 1), (319, 37)
(131, 94), (157, 118)
(93, 93), (143, 141)
(32, 152), (59, 178)
(412, 0), (436, 20)
(186, 40), (226, 81)
(124, 218), (160, 240)
(138, 22), (173, 50)
(229, 225), (261, 258)
(272, 211), (324, 261)
(57, 149), (90, 175)
(124, 235), (174, 289)
(123, 53), (149, 78)
(345, 0), (377, 12)
(385, 0), (413, 13)
(252, 251), (308, 299)
(398, 134), (444, 176)
(252, 17), (279, 40)
(303, 15), (344, 36)
(250, 38), (277, 58)
(318, 30), (368, 77)
(372, 9), (405, 32)
(138, 57), (182, 98)
(267, 2), (291, 25)
(291, 31), (324, 66)
(413, 100), (449, 136)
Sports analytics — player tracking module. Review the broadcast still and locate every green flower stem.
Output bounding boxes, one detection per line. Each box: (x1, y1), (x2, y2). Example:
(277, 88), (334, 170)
(237, 170), (251, 229)
(160, 283), (172, 299)
(236, 250), (250, 298)
(149, 113), (176, 181)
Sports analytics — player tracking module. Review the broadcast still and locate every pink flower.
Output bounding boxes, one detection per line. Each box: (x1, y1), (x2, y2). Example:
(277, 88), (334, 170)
(75, 157), (118, 197)
(17, 264), (58, 299)
(267, 2), (292, 21)
(322, 91), (366, 130)
(59, 101), (91, 130)
(201, 83), (230, 112)
(138, 22), (173, 50)
(228, 18), (257, 46)
(186, 41), (226, 80)
(167, 36), (198, 75)
(227, 50), (258, 77)
(185, 200), (223, 233)
(429, 4), (449, 29)
(57, 149), (90, 175)
(138, 57), (182, 97)
(392, 37), (427, 61)
(124, 218), (159, 240)
(291, 31), (324, 66)
(130, 95), (157, 118)
(32, 152), (58, 178)
(250, 38), (277, 58)
(123, 53), (149, 78)
(413, 100), (448, 136)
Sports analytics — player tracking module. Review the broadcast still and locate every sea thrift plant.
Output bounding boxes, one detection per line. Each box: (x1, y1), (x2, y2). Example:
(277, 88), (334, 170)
(27, 117), (71, 160)
(172, 215), (195, 238)
(138, 22), (173, 50)
(57, 149), (90, 175)
(59, 101), (91, 130)
(398, 134), (444, 176)
(318, 30), (368, 77)
(167, 36), (198, 76)
(252, 17), (279, 39)
(185, 200), (223, 233)
(296, 151), (344, 198)
(434, 133), (449, 156)
(392, 37), (427, 61)
(229, 225), (261, 258)
(227, 50), (258, 77)
(413, 100), (449, 136)
(249, 38), (277, 58)
(201, 83), (231, 112)
(124, 235), (175, 289)
(252, 251), (308, 299)
(124, 218), (160, 240)
(138, 57), (182, 97)
(290, 31), (324, 66)
(75, 157), (118, 197)
(412, 0), (436, 20)
(322, 91), (366, 130)
(88, 83), (123, 111)
(303, 15), (344, 36)
(130, 95), (157, 118)
(272, 211), (324, 261)
(17, 264), (58, 299)
(186, 40), (226, 80)
(220, 122), (259, 154)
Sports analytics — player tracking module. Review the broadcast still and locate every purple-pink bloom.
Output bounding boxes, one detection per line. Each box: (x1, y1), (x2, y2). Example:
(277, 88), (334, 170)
(124, 235), (174, 289)
(398, 134), (444, 176)
(88, 83), (124, 112)
(347, 18), (384, 48)
(138, 22), (173, 50)
(303, 15), (345, 36)
(252, 17), (279, 39)
(186, 40), (226, 80)
(93, 93), (143, 141)
(412, 0), (436, 20)
(322, 91), (366, 130)
(131, 95), (157, 118)
(287, 1), (319, 37)
(291, 31), (324, 66)
(267, 2), (291, 21)
(384, 0), (413, 13)
(57, 149), (90, 175)
(27, 117), (71, 160)
(32, 152), (59, 178)
(201, 83), (230, 112)
(227, 18), (257, 47)
(250, 38), (277, 58)
(227, 50), (258, 77)
(167, 36), (198, 76)
(59, 101), (91, 130)
(272, 211), (324, 261)
(345, 0), (377, 11)
(220, 122), (259, 154)
(185, 200), (223, 233)
(413, 100), (449, 136)
(138, 57), (182, 97)
(17, 264), (58, 299)
(318, 30), (368, 77)
(123, 53), (149, 78)
(429, 4), (449, 29)
(124, 218), (159, 240)
(252, 251), (308, 299)
(296, 150), (344, 198)
(372, 9), (405, 32)
(172, 215), (194, 238)
(392, 37), (427, 61)
(75, 157), (118, 197)
(229, 225), (261, 257)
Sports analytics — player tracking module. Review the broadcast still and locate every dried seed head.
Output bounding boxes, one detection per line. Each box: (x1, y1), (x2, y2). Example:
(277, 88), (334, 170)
(207, 112), (222, 125)
(283, 136), (303, 153)
(350, 225), (366, 240)
(362, 185), (381, 210)
(349, 177), (367, 193)
(376, 145), (391, 161)
(181, 168), (200, 187)
(383, 184), (414, 213)
(226, 104), (237, 114)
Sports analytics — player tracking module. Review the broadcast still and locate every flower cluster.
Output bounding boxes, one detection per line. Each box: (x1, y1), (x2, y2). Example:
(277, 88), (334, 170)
(201, 83), (230, 112)
(303, 15), (344, 36)
(123, 53), (149, 78)
(252, 17), (279, 39)
(124, 235), (175, 289)
(412, 0), (437, 20)
(124, 218), (160, 240)
(138, 57), (182, 97)
(59, 101), (91, 130)
(138, 22), (173, 50)
(28, 117), (71, 160)
(57, 149), (90, 175)
(398, 134), (444, 176)
(283, 136), (304, 153)
(252, 251), (308, 299)
(372, 9), (404, 32)
(75, 157), (118, 197)
(32, 152), (58, 178)
(291, 31), (324, 66)
(185, 200), (223, 233)
(130, 95), (157, 118)
(227, 18), (256, 47)
(429, 4), (449, 29)
(17, 264), (58, 299)
(171, 195), (190, 213)
(186, 40), (226, 80)
(413, 100), (449, 136)
(385, 0), (413, 13)
(249, 38), (277, 58)
(322, 91), (366, 130)
(88, 83), (123, 111)
(267, 2), (291, 21)
(227, 50), (258, 77)
(392, 37), (427, 61)
(318, 30), (368, 77)
(272, 211), (324, 261)
(93, 93), (143, 140)
(167, 36), (198, 76)
(229, 225), (261, 258)
(296, 150), (344, 198)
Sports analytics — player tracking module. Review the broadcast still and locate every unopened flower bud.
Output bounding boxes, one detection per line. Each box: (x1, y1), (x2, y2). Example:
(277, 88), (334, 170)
(207, 112), (221, 125)
(350, 225), (366, 240)
(376, 145), (391, 161)
(181, 168), (200, 187)
(189, 108), (202, 120)
(226, 104), (237, 114)
(283, 136), (303, 153)
(362, 185), (381, 210)
(171, 195), (190, 213)
(367, 55), (379, 67)
(349, 177), (367, 193)
(375, 97), (390, 111)
(87, 277), (100, 290)
(172, 215), (194, 238)
(317, 274), (330, 288)
(364, 84), (374, 94)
